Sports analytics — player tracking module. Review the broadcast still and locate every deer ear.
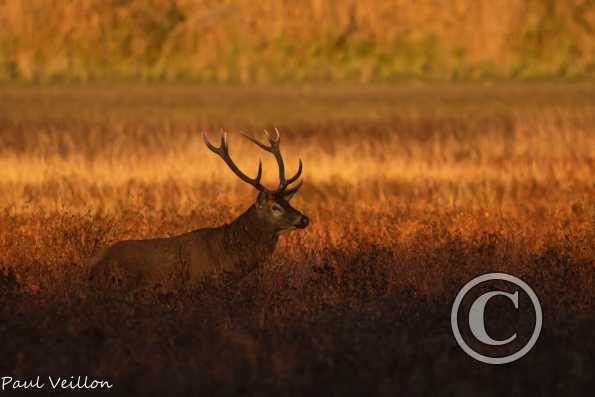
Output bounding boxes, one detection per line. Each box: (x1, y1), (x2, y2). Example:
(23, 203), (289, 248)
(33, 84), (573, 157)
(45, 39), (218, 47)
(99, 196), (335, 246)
(283, 190), (298, 201)
(256, 190), (269, 206)
(282, 181), (303, 201)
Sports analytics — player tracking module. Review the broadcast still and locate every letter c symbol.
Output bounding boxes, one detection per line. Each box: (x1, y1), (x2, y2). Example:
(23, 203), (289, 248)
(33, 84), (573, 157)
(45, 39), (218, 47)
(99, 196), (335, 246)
(468, 290), (518, 346)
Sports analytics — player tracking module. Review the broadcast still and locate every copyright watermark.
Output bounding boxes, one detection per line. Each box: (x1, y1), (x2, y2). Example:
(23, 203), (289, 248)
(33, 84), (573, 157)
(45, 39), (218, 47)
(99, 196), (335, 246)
(451, 273), (542, 364)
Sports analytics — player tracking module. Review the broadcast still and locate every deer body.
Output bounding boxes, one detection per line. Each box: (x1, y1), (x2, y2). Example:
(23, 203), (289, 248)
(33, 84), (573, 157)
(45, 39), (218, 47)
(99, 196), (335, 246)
(90, 130), (308, 289)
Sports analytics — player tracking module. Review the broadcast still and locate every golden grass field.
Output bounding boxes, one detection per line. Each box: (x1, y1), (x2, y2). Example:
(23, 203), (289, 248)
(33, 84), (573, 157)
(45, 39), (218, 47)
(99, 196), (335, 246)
(0, 84), (594, 395)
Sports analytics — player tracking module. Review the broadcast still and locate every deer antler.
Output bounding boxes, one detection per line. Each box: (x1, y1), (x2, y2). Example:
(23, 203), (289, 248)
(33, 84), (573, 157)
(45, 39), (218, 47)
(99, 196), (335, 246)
(203, 132), (265, 191)
(204, 129), (302, 194)
(243, 128), (302, 194)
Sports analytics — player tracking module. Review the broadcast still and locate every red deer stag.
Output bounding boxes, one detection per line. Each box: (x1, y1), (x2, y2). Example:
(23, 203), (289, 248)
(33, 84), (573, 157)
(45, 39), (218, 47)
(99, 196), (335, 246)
(89, 129), (308, 289)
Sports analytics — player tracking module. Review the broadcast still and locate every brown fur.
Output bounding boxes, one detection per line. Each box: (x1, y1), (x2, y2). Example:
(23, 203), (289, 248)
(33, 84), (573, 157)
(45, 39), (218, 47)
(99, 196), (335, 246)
(90, 189), (307, 290)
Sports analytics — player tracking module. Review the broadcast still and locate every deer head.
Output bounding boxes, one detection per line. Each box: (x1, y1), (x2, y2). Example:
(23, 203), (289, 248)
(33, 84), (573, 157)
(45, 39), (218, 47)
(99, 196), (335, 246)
(203, 129), (309, 234)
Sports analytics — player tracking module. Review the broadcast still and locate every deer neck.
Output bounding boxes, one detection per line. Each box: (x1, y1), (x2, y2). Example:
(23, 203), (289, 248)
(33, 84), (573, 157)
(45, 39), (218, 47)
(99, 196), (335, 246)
(223, 205), (278, 264)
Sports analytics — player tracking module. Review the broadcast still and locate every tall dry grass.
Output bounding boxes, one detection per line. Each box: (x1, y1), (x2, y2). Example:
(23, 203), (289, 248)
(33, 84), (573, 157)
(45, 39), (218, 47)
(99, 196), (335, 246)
(1, 83), (593, 297)
(0, 84), (594, 395)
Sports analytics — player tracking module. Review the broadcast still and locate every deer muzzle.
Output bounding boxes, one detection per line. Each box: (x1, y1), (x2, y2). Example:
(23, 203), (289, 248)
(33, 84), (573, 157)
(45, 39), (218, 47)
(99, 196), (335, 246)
(295, 215), (309, 229)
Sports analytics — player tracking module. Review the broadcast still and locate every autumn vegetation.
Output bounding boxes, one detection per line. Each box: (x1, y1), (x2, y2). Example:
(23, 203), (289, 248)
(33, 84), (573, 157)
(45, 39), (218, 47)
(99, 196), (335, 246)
(0, 84), (593, 395)
(1, 0), (595, 82)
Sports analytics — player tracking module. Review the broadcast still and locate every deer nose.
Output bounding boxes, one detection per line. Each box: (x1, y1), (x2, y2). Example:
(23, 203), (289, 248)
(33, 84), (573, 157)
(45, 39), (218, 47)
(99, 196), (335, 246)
(296, 215), (309, 228)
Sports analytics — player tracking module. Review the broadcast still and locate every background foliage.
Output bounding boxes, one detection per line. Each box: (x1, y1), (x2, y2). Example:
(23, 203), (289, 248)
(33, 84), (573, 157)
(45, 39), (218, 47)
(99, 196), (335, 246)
(1, 0), (595, 83)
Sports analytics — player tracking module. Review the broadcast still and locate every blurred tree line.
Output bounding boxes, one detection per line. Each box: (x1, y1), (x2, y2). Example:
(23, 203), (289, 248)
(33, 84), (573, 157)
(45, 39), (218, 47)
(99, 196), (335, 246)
(0, 0), (593, 83)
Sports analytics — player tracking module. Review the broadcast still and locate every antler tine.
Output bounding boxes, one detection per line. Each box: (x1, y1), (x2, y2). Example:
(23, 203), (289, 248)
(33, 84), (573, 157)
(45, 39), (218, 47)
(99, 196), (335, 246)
(265, 128), (281, 143)
(240, 129), (303, 194)
(203, 132), (264, 191)
(242, 129), (304, 194)
(286, 158), (302, 186)
(243, 129), (287, 192)
(283, 180), (303, 197)
(202, 132), (222, 155)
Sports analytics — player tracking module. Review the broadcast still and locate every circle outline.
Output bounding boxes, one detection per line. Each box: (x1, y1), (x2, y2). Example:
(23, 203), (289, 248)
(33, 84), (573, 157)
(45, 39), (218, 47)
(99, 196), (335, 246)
(451, 272), (542, 365)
